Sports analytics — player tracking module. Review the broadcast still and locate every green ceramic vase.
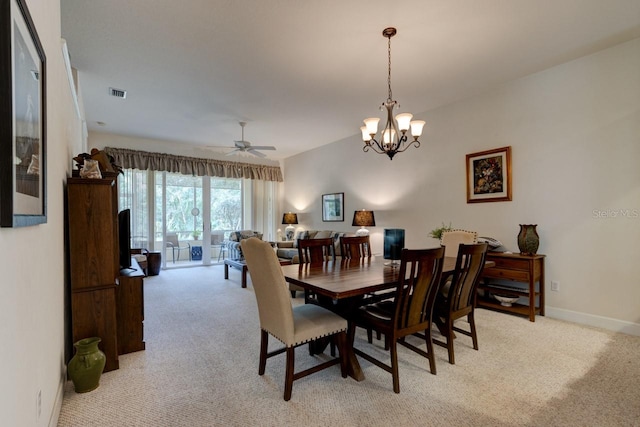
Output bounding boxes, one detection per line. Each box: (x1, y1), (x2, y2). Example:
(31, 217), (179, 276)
(68, 337), (106, 393)
(517, 224), (539, 255)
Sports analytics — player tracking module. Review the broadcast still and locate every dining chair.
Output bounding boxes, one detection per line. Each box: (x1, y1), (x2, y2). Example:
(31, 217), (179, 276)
(297, 237), (336, 264)
(439, 229), (478, 294)
(340, 235), (371, 259)
(165, 232), (191, 263)
(431, 242), (488, 365)
(339, 235), (385, 344)
(293, 237), (336, 302)
(240, 237), (348, 401)
(440, 229), (478, 257)
(348, 247), (445, 393)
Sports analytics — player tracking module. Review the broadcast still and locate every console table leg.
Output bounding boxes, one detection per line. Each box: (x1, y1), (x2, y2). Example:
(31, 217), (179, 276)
(224, 263), (229, 280)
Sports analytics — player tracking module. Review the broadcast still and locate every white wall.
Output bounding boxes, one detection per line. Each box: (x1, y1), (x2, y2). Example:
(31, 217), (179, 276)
(0, 1), (85, 426)
(282, 38), (640, 334)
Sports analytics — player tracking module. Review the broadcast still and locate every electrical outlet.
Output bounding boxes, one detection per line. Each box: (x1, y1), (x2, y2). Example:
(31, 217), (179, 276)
(551, 281), (560, 291)
(36, 389), (41, 420)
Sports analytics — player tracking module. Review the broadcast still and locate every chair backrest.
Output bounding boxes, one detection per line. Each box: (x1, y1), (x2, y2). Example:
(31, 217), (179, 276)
(166, 233), (179, 246)
(241, 238), (295, 344)
(297, 238), (335, 264)
(340, 235), (372, 259)
(440, 229), (478, 258)
(445, 243), (488, 313)
(392, 247), (445, 332)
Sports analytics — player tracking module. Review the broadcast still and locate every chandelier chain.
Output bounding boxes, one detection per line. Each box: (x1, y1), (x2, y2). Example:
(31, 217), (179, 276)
(387, 35), (393, 102)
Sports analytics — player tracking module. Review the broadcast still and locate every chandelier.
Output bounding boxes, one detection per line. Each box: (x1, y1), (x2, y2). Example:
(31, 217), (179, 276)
(361, 27), (425, 160)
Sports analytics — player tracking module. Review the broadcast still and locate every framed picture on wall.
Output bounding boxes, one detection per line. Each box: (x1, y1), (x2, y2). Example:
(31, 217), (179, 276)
(322, 193), (344, 222)
(466, 146), (512, 203)
(0, 0), (47, 227)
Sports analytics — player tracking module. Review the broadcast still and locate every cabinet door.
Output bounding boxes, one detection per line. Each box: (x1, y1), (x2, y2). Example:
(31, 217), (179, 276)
(71, 287), (119, 372)
(68, 178), (119, 290)
(117, 269), (145, 355)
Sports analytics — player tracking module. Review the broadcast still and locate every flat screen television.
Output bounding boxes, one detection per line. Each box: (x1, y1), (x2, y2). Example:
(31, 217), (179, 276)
(383, 228), (405, 264)
(118, 209), (131, 270)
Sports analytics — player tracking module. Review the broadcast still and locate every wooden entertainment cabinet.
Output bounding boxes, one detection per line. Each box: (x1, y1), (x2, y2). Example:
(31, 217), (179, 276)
(67, 176), (145, 372)
(477, 252), (545, 322)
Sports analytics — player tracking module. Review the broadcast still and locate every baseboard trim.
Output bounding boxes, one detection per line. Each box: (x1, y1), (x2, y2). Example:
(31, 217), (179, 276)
(546, 306), (640, 337)
(48, 370), (65, 427)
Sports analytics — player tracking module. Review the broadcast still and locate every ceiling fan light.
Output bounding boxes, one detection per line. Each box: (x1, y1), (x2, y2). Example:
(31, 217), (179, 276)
(395, 113), (413, 131)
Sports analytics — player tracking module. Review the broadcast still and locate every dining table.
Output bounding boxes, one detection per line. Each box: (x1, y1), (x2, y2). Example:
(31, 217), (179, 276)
(281, 255), (493, 381)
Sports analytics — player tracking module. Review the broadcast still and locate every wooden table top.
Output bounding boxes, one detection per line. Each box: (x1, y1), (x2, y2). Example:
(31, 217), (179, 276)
(282, 256), (462, 300)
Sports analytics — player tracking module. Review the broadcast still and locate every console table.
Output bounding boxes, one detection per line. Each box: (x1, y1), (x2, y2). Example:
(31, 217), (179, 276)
(477, 253), (545, 322)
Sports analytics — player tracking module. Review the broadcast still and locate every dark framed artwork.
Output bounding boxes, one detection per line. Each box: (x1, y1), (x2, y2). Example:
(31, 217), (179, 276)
(0, 0), (47, 227)
(466, 146), (511, 203)
(322, 192), (344, 222)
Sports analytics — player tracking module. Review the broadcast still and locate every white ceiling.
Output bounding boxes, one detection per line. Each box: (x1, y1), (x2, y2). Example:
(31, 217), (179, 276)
(60, 0), (640, 161)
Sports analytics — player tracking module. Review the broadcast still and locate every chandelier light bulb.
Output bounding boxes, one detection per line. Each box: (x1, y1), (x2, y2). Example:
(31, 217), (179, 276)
(364, 117), (380, 135)
(410, 120), (426, 138)
(395, 113), (413, 132)
(383, 128), (395, 145)
(360, 126), (372, 142)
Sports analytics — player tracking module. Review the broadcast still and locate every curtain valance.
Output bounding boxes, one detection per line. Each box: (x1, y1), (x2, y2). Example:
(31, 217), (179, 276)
(104, 147), (283, 182)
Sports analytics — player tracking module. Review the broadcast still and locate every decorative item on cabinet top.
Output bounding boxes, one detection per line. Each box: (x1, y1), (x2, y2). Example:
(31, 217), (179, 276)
(517, 224), (539, 255)
(73, 148), (123, 177)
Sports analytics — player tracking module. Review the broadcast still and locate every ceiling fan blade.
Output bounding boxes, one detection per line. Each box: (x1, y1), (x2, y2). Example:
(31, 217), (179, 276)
(248, 145), (276, 151)
(247, 149), (266, 158)
(206, 145), (236, 150)
(225, 149), (241, 156)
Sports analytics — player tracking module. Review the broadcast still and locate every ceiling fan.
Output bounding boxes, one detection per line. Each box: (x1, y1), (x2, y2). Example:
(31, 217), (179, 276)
(214, 122), (276, 158)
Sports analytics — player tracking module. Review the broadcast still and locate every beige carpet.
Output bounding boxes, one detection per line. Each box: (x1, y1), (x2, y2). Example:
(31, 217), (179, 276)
(58, 265), (640, 426)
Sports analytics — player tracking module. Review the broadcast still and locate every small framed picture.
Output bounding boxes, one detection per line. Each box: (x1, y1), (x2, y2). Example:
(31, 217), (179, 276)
(322, 193), (344, 222)
(466, 146), (512, 203)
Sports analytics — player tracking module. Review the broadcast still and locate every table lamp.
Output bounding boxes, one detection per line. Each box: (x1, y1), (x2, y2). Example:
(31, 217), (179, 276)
(282, 212), (298, 240)
(352, 210), (376, 236)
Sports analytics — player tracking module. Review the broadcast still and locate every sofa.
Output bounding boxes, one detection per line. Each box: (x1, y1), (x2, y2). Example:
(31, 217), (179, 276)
(224, 230), (264, 261)
(276, 230), (353, 263)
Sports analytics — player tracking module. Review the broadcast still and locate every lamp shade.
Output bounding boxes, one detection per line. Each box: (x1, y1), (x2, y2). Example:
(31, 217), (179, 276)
(384, 228), (405, 261)
(282, 212), (298, 225)
(352, 210), (376, 227)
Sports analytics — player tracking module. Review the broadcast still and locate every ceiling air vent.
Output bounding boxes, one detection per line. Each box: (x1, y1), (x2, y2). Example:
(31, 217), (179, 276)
(109, 87), (127, 99)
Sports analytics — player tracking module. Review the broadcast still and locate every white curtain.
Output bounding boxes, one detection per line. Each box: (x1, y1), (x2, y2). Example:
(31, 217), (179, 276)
(251, 180), (280, 242)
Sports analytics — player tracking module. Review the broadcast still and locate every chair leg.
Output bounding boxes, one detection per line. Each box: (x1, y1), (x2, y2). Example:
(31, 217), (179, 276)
(284, 347), (295, 401)
(290, 290), (296, 298)
(424, 327), (437, 375)
(446, 318), (455, 365)
(469, 312), (478, 350)
(259, 330), (268, 375)
(367, 328), (373, 343)
(390, 339), (400, 394)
